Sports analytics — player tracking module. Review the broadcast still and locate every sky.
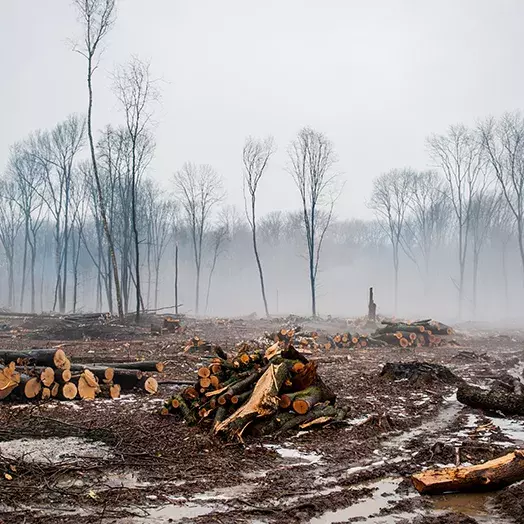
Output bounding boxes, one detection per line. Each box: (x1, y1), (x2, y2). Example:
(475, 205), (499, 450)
(1, 0), (524, 219)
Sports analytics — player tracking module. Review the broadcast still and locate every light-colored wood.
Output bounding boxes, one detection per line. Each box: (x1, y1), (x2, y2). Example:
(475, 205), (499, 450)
(412, 450), (524, 494)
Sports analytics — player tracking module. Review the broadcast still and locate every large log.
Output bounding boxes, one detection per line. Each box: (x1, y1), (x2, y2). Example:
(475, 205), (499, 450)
(85, 361), (164, 373)
(0, 349), (67, 369)
(457, 383), (524, 416)
(412, 450), (524, 494)
(111, 368), (144, 390)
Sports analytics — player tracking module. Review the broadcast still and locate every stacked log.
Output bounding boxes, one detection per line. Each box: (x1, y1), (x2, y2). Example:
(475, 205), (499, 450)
(0, 348), (163, 402)
(162, 342), (345, 440)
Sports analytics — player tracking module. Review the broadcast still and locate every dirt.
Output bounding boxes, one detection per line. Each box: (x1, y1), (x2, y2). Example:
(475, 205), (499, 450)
(1, 315), (524, 523)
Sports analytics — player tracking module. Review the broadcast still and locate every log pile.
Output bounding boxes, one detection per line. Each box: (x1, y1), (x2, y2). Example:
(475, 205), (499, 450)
(161, 342), (345, 440)
(0, 348), (163, 402)
(264, 319), (454, 352)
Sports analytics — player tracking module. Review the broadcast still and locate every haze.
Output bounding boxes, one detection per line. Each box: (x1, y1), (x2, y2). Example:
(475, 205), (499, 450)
(1, 0), (524, 321)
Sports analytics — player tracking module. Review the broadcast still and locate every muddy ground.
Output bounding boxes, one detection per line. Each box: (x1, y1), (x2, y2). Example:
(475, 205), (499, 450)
(1, 315), (524, 523)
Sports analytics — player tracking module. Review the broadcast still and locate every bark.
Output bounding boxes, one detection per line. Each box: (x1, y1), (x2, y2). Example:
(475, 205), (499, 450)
(0, 349), (67, 368)
(457, 383), (524, 416)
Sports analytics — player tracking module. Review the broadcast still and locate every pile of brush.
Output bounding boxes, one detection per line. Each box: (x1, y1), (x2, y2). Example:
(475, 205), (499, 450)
(0, 348), (163, 402)
(161, 342), (345, 440)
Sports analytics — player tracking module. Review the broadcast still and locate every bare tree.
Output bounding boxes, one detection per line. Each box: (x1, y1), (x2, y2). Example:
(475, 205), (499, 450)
(287, 127), (339, 317)
(174, 163), (224, 315)
(73, 0), (124, 319)
(369, 169), (415, 314)
(204, 216), (230, 315)
(407, 170), (450, 296)
(479, 112), (524, 285)
(427, 125), (485, 318)
(242, 136), (274, 317)
(469, 187), (499, 316)
(7, 142), (45, 312)
(113, 57), (158, 322)
(0, 178), (23, 309)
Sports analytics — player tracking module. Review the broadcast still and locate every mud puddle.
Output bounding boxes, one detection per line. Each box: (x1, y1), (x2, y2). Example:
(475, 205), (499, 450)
(310, 477), (415, 523)
(0, 436), (112, 464)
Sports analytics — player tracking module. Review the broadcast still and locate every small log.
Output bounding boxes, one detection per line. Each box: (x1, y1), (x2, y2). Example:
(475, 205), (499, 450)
(77, 375), (98, 400)
(141, 376), (158, 394)
(69, 365), (114, 382)
(412, 450), (524, 494)
(111, 368), (144, 390)
(58, 382), (78, 400)
(18, 374), (41, 399)
(99, 383), (121, 399)
(40, 367), (55, 388)
(292, 386), (323, 415)
(41, 387), (51, 400)
(198, 367), (211, 378)
(51, 382), (59, 397)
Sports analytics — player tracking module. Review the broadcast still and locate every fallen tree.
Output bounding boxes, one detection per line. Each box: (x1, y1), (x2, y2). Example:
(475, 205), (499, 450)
(412, 450), (524, 494)
(457, 383), (524, 416)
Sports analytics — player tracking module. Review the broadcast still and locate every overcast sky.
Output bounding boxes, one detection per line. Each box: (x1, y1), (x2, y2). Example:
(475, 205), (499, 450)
(1, 0), (523, 219)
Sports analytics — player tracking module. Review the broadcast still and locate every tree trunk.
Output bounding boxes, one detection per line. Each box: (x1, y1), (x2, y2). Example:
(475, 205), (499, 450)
(174, 244), (179, 315)
(502, 242), (509, 316)
(19, 219), (29, 311)
(86, 54), (124, 320)
(457, 383), (524, 416)
(250, 203), (269, 317)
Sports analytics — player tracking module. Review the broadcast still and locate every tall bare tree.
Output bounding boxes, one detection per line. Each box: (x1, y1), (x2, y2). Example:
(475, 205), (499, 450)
(287, 127), (339, 317)
(73, 0), (124, 319)
(174, 163), (224, 315)
(369, 169), (415, 314)
(479, 112), (524, 285)
(113, 57), (158, 321)
(427, 125), (485, 318)
(0, 178), (23, 309)
(7, 142), (45, 312)
(242, 136), (274, 317)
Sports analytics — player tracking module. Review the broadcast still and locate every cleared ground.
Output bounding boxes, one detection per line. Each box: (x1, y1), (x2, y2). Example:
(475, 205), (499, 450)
(0, 316), (523, 523)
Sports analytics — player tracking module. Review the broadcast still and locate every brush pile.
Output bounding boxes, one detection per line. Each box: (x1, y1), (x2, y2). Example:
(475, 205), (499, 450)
(0, 348), (163, 402)
(162, 342), (345, 440)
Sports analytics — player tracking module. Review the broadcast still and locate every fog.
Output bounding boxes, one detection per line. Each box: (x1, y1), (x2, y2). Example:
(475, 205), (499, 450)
(1, 0), (524, 323)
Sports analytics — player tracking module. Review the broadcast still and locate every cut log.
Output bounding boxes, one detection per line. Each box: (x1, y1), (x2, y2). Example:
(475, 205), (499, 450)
(58, 382), (78, 400)
(69, 365), (114, 382)
(51, 382), (59, 397)
(99, 383), (121, 399)
(77, 375), (98, 400)
(214, 363), (288, 439)
(0, 349), (67, 368)
(141, 376), (158, 394)
(412, 450), (524, 494)
(85, 361), (165, 372)
(40, 367), (55, 387)
(41, 387), (51, 400)
(17, 374), (41, 399)
(198, 367), (211, 378)
(457, 384), (524, 416)
(291, 386), (323, 415)
(0, 365), (21, 399)
(82, 369), (99, 388)
(111, 368), (143, 390)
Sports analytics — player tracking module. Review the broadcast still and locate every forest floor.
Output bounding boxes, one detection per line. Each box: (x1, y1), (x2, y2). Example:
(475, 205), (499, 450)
(0, 315), (523, 523)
